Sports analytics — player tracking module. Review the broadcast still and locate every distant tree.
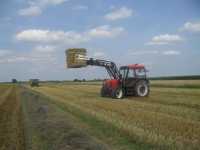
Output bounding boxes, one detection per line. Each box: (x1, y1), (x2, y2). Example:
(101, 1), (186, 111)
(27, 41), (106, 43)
(73, 79), (81, 82)
(82, 79), (86, 82)
(12, 79), (17, 83)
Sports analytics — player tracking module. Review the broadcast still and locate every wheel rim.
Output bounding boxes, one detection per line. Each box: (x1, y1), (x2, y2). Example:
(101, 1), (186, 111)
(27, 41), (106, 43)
(138, 84), (148, 96)
(116, 89), (123, 99)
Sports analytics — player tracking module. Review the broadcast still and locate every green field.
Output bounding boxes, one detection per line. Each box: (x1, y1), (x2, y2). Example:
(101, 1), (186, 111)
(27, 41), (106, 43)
(0, 80), (200, 150)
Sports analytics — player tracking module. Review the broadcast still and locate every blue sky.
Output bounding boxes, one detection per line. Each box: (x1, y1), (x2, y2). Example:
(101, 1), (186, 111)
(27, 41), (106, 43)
(0, 0), (200, 81)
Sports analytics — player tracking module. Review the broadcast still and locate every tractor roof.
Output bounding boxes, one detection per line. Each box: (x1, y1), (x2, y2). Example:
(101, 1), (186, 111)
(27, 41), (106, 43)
(120, 64), (145, 69)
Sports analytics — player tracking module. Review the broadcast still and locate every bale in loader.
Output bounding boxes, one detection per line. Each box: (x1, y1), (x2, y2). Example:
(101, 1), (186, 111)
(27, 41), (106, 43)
(66, 48), (87, 68)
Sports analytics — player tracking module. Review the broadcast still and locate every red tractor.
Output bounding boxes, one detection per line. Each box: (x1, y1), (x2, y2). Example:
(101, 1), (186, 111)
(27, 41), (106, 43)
(87, 59), (149, 99)
(66, 48), (150, 99)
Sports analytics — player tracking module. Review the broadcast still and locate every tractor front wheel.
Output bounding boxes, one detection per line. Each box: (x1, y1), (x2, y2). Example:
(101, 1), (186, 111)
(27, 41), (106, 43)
(135, 80), (149, 97)
(112, 88), (124, 99)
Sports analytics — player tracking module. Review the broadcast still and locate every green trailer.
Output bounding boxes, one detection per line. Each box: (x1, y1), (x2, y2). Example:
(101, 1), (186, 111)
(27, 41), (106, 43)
(30, 79), (39, 87)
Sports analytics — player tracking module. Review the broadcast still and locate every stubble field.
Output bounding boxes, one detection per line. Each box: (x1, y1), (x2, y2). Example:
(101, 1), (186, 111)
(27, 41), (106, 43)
(0, 80), (200, 150)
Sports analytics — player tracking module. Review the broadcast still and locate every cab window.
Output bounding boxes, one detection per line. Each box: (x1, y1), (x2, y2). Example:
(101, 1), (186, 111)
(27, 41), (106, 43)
(127, 69), (135, 78)
(135, 68), (146, 77)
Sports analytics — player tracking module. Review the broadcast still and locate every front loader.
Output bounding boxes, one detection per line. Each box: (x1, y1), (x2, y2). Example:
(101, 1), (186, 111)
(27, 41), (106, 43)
(65, 48), (150, 99)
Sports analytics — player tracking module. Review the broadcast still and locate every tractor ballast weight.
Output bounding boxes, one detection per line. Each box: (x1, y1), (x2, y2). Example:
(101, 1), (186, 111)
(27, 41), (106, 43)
(65, 48), (150, 99)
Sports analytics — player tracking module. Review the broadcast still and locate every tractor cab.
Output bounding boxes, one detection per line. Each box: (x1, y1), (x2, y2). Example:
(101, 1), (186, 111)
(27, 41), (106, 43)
(119, 64), (149, 97)
(120, 64), (147, 80)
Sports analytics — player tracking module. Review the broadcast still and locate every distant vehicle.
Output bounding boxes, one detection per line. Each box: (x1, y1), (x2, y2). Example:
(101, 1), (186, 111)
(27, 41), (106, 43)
(12, 79), (17, 84)
(30, 79), (39, 87)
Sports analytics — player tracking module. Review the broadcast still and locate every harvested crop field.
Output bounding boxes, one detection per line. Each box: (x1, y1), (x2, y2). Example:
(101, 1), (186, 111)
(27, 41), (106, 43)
(0, 85), (25, 150)
(0, 81), (200, 150)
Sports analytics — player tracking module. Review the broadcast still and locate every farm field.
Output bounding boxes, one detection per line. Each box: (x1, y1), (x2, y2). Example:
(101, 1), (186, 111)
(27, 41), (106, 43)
(150, 80), (200, 88)
(0, 84), (25, 150)
(0, 81), (200, 150)
(0, 84), (109, 150)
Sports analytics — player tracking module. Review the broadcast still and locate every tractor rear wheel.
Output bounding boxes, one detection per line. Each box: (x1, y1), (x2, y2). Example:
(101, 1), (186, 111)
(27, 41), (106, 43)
(112, 87), (124, 99)
(135, 80), (149, 97)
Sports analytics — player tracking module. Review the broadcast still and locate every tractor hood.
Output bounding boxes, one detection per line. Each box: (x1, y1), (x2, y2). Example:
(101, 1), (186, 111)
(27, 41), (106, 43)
(103, 79), (120, 90)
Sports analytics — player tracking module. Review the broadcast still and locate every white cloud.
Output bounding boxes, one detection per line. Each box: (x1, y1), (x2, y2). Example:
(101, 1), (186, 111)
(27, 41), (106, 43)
(162, 50), (180, 55)
(105, 6), (133, 21)
(0, 50), (12, 57)
(72, 5), (88, 10)
(0, 47), (57, 64)
(16, 29), (89, 44)
(87, 25), (124, 38)
(33, 45), (56, 52)
(16, 25), (124, 44)
(93, 52), (106, 58)
(0, 52), (56, 64)
(18, 6), (42, 17)
(129, 49), (181, 56)
(38, 0), (67, 6)
(4, 56), (30, 63)
(180, 21), (200, 32)
(19, 0), (67, 17)
(147, 34), (183, 45)
(131, 50), (159, 56)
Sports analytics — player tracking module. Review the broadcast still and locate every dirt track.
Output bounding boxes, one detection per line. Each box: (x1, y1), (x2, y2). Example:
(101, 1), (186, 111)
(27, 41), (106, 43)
(0, 85), (25, 150)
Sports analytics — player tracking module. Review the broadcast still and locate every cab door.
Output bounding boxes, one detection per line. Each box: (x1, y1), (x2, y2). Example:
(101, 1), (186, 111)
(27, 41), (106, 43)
(124, 68), (136, 88)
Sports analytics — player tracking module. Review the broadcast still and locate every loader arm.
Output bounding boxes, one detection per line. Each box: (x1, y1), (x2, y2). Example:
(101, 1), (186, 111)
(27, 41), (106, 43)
(87, 58), (121, 80)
